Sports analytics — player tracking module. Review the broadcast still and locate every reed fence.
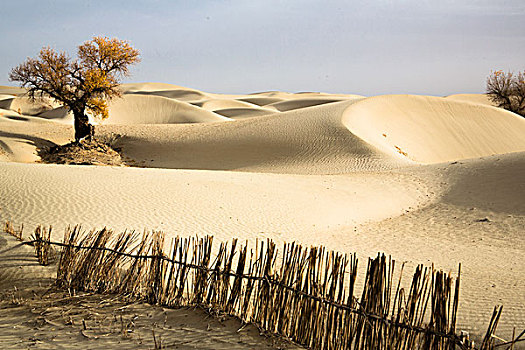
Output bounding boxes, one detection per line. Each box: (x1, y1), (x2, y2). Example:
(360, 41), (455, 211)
(4, 221), (523, 350)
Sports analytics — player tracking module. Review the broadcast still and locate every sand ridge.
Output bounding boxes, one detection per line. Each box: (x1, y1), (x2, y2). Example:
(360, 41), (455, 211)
(445, 93), (497, 107)
(99, 100), (408, 173)
(342, 94), (525, 163)
(104, 94), (232, 124)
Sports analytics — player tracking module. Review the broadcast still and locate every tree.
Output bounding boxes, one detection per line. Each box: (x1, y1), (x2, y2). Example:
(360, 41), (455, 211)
(9, 37), (140, 141)
(486, 70), (525, 117)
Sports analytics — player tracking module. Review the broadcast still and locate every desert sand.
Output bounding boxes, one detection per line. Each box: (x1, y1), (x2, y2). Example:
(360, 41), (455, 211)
(0, 83), (524, 347)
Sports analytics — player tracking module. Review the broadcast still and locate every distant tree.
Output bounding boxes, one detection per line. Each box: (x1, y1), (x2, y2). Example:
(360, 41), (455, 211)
(9, 37), (140, 141)
(486, 70), (525, 117)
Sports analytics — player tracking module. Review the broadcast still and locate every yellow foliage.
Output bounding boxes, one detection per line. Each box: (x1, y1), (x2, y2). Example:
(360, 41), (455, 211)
(78, 36), (140, 77)
(87, 98), (109, 120)
(9, 36), (140, 121)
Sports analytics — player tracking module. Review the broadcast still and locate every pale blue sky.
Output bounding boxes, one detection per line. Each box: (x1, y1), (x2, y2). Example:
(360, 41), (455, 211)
(1, 0), (524, 96)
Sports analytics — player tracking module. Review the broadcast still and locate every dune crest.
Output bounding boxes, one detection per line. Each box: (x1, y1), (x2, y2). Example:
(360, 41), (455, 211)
(444, 93), (496, 107)
(119, 82), (195, 93)
(104, 94), (231, 124)
(100, 100), (406, 173)
(0, 96), (60, 116)
(267, 97), (353, 112)
(342, 95), (525, 164)
(213, 107), (277, 119)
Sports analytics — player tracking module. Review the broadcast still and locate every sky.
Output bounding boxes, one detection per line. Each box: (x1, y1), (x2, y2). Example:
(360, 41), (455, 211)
(1, 0), (524, 96)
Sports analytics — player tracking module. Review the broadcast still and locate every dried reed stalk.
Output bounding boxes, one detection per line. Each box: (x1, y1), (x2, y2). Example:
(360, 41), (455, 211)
(480, 306), (503, 350)
(30, 225), (52, 265)
(12, 223), (508, 350)
(4, 221), (24, 240)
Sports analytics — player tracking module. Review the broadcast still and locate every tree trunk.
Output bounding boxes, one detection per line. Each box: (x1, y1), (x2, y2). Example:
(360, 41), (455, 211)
(73, 110), (94, 142)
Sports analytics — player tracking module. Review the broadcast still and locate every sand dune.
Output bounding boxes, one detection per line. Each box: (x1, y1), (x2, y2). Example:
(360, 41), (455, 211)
(36, 106), (73, 122)
(196, 98), (260, 110)
(0, 96), (60, 116)
(245, 91), (362, 99)
(213, 107), (277, 119)
(119, 82), (193, 93)
(0, 116), (71, 162)
(129, 89), (207, 102)
(445, 93), (496, 107)
(0, 107), (22, 119)
(442, 154), (525, 214)
(237, 96), (285, 106)
(0, 161), (430, 245)
(338, 152), (525, 339)
(104, 94), (231, 124)
(236, 91), (363, 108)
(0, 94), (15, 101)
(193, 98), (279, 118)
(0, 82), (524, 344)
(0, 85), (62, 116)
(0, 97), (17, 111)
(267, 97), (353, 112)
(100, 100), (407, 173)
(121, 82), (212, 103)
(0, 85), (26, 96)
(343, 95), (525, 163)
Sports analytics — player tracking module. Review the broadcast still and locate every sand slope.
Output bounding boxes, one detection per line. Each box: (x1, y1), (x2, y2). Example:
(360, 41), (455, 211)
(104, 94), (231, 124)
(101, 100), (407, 173)
(212, 107), (277, 119)
(0, 85), (26, 96)
(119, 82), (196, 93)
(0, 107), (23, 119)
(445, 93), (496, 107)
(0, 86), (72, 123)
(0, 96), (59, 116)
(36, 106), (73, 122)
(196, 98), (265, 111)
(336, 152), (525, 339)
(343, 95), (525, 163)
(195, 99), (278, 119)
(0, 161), (430, 243)
(268, 97), (350, 112)
(130, 89), (207, 103)
(0, 116), (70, 162)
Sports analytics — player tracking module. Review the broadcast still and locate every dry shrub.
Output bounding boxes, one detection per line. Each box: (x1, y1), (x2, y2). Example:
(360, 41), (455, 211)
(486, 70), (525, 117)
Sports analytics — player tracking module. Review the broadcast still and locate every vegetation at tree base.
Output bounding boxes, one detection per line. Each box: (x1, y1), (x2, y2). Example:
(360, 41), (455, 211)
(9, 37), (140, 141)
(38, 141), (123, 167)
(486, 70), (525, 117)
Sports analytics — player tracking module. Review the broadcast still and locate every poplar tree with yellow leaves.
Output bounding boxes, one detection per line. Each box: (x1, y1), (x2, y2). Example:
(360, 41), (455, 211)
(9, 37), (140, 141)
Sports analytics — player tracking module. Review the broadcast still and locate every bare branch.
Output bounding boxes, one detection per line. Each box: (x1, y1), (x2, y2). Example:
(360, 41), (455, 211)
(486, 70), (525, 117)
(9, 36), (140, 141)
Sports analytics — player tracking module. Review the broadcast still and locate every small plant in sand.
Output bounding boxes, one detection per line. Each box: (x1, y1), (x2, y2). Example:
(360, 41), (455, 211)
(9, 36), (140, 141)
(486, 70), (525, 117)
